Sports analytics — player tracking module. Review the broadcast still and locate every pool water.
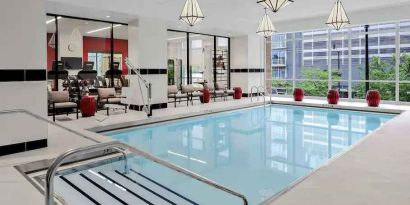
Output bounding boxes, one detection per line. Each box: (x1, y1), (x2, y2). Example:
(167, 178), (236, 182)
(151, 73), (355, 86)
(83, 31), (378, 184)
(105, 105), (395, 204)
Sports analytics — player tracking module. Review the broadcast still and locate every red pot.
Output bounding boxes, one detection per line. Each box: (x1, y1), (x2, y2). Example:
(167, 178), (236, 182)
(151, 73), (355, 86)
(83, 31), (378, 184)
(233, 87), (242, 99)
(327, 90), (340, 105)
(80, 95), (96, 117)
(366, 90), (381, 107)
(201, 88), (211, 103)
(293, 88), (304, 102)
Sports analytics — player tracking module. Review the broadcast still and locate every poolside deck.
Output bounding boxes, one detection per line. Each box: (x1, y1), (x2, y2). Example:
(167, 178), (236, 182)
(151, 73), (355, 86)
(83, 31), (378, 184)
(1, 97), (410, 205)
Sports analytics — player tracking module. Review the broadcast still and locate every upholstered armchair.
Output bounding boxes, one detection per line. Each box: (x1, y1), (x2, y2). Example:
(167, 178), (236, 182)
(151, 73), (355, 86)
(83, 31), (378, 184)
(48, 91), (79, 121)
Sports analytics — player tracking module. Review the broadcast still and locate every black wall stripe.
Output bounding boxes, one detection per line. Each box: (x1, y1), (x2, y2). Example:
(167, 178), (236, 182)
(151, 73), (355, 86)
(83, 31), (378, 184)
(60, 176), (101, 205)
(230, 68), (264, 73)
(0, 139), (47, 156)
(137, 68), (167, 75)
(0, 69), (46, 82)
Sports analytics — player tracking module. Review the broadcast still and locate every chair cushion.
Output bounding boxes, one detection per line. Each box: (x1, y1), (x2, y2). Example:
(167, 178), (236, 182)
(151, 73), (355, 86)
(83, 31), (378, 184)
(54, 102), (77, 109)
(226, 89), (235, 94)
(98, 88), (116, 99)
(214, 90), (225, 95)
(49, 91), (69, 103)
(193, 84), (204, 91)
(181, 85), (195, 93)
(168, 85), (178, 94)
(192, 92), (203, 97)
(107, 98), (121, 104)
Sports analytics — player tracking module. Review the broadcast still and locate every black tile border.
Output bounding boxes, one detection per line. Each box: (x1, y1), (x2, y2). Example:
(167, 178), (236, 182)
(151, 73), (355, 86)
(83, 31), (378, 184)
(0, 69), (46, 82)
(0, 139), (47, 156)
(137, 68), (167, 75)
(231, 68), (264, 73)
(129, 103), (168, 111)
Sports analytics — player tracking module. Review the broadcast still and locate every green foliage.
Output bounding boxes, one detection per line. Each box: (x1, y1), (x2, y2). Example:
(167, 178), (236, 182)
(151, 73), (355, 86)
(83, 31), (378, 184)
(271, 54), (410, 101)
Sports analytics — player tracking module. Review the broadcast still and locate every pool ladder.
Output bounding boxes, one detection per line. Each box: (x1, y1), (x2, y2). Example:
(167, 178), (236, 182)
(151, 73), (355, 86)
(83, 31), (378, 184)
(251, 86), (271, 105)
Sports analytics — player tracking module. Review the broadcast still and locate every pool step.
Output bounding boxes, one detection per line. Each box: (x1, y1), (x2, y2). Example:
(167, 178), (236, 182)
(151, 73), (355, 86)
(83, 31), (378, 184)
(55, 168), (198, 205)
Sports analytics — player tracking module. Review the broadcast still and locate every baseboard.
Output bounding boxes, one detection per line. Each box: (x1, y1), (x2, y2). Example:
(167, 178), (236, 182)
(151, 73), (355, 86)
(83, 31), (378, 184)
(0, 139), (48, 156)
(129, 103), (168, 111)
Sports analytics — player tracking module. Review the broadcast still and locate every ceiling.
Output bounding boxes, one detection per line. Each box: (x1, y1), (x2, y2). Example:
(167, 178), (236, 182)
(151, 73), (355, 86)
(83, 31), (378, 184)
(46, 16), (128, 39)
(46, 0), (410, 36)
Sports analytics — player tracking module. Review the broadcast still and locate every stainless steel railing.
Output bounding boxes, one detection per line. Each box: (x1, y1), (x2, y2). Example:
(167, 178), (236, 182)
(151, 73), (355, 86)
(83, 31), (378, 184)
(45, 141), (249, 205)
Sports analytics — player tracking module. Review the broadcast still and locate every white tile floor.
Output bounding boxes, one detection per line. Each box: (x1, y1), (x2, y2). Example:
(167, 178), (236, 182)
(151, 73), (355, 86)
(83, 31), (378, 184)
(1, 96), (410, 205)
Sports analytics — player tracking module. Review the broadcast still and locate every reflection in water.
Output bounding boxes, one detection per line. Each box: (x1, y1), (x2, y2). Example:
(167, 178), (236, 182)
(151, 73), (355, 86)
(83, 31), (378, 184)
(108, 105), (394, 205)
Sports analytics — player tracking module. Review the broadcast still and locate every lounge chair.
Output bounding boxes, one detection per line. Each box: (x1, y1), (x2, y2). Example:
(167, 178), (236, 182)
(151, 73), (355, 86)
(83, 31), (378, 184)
(216, 82), (234, 98)
(48, 91), (79, 121)
(181, 84), (203, 105)
(97, 88), (127, 115)
(205, 83), (226, 101)
(168, 85), (189, 107)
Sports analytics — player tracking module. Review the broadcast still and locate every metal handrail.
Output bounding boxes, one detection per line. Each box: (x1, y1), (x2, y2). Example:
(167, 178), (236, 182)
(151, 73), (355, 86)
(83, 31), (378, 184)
(45, 141), (129, 205)
(125, 58), (152, 117)
(250, 86), (258, 102)
(258, 86), (266, 105)
(45, 141), (249, 205)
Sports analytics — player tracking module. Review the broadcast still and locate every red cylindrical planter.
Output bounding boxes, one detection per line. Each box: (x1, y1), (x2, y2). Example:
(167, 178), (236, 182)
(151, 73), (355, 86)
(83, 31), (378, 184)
(366, 90), (381, 107)
(201, 88), (211, 103)
(233, 87), (242, 99)
(80, 95), (97, 117)
(327, 90), (340, 105)
(293, 88), (304, 102)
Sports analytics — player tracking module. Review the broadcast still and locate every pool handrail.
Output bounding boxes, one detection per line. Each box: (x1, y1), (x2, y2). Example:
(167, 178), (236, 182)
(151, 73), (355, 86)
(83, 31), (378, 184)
(45, 141), (249, 205)
(0, 109), (247, 205)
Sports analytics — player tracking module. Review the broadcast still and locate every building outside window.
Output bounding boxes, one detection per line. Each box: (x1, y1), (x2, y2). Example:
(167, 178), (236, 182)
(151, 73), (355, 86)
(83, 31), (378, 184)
(270, 20), (410, 103)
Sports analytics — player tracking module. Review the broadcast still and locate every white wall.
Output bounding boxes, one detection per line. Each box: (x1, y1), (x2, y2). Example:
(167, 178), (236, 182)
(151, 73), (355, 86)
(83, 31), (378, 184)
(230, 35), (265, 94)
(0, 0), (48, 148)
(127, 17), (168, 106)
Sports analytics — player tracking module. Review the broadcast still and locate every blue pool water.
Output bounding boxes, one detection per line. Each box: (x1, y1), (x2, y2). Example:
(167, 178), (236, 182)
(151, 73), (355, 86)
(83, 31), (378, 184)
(105, 105), (395, 204)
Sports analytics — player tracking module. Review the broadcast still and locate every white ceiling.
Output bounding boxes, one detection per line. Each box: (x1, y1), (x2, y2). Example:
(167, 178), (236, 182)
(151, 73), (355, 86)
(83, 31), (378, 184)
(46, 16), (129, 39)
(46, 0), (410, 36)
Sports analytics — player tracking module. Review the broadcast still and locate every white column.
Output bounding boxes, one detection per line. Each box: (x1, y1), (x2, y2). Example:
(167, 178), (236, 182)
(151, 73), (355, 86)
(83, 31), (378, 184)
(0, 0), (48, 153)
(230, 34), (265, 95)
(126, 17), (168, 108)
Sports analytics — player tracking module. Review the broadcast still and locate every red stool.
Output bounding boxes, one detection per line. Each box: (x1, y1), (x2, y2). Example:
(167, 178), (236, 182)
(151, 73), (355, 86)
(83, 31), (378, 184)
(366, 90), (381, 107)
(201, 88), (211, 103)
(80, 95), (96, 117)
(233, 87), (242, 99)
(327, 90), (340, 105)
(293, 88), (304, 102)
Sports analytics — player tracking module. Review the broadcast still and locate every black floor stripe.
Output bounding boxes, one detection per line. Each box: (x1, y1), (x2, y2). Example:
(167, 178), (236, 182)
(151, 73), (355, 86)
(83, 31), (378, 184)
(60, 175), (101, 205)
(130, 169), (199, 205)
(98, 172), (154, 205)
(114, 170), (176, 205)
(79, 173), (128, 205)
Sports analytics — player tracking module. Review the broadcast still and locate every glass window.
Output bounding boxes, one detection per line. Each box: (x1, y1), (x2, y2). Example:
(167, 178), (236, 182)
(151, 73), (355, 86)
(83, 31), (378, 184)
(167, 31), (188, 86)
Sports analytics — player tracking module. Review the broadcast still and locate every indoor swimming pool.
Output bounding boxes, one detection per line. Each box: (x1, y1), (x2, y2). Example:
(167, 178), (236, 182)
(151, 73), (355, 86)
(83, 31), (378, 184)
(99, 105), (395, 204)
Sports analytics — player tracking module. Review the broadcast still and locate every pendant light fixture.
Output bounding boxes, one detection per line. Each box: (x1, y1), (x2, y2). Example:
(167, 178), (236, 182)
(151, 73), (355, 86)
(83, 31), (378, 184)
(326, 0), (350, 30)
(179, 0), (204, 27)
(256, 8), (276, 38)
(257, 0), (294, 13)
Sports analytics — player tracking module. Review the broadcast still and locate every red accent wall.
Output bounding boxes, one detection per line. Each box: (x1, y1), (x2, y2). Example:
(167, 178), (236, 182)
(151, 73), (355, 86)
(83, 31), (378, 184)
(82, 36), (129, 74)
(46, 33), (55, 71)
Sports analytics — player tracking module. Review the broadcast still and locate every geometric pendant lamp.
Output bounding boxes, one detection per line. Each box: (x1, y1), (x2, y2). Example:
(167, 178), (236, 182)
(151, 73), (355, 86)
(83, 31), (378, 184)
(257, 0), (294, 13)
(180, 0), (205, 27)
(256, 9), (276, 38)
(326, 0), (350, 30)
